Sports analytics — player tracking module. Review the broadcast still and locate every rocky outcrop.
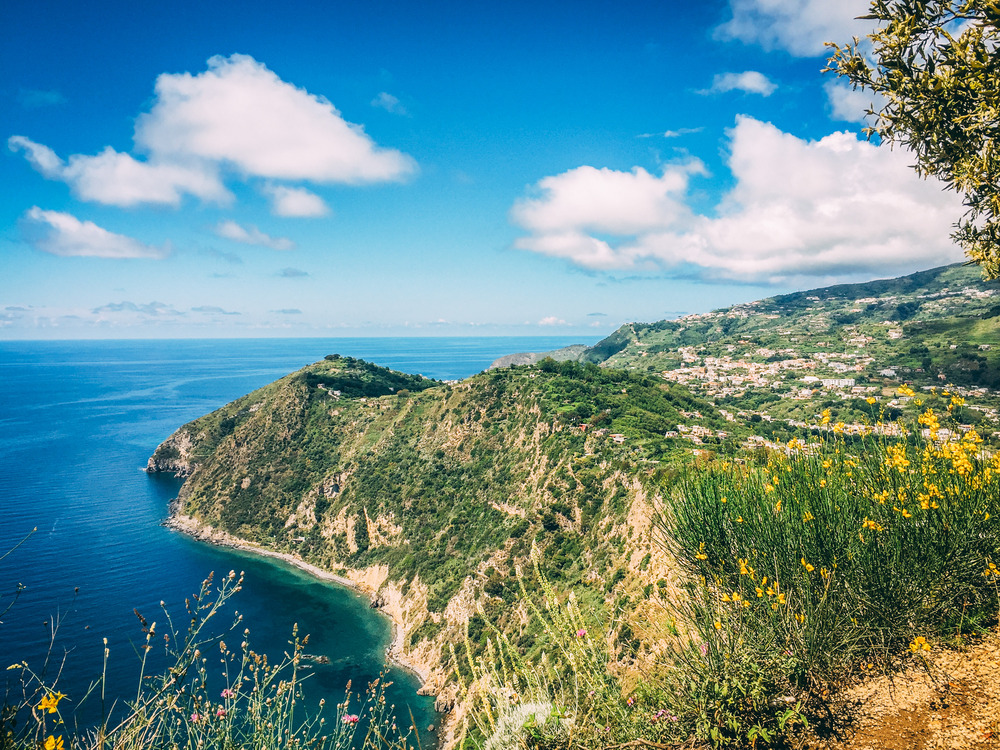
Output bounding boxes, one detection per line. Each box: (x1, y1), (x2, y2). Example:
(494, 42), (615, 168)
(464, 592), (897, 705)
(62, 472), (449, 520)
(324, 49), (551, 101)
(146, 428), (196, 477)
(488, 344), (590, 370)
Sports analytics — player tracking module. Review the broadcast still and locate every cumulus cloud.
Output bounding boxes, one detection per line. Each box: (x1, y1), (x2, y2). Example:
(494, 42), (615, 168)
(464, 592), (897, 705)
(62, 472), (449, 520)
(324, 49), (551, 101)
(512, 163), (703, 269)
(538, 316), (568, 326)
(136, 55), (416, 183)
(22, 207), (169, 259)
(371, 91), (408, 115)
(715, 0), (871, 57)
(263, 185), (330, 217)
(9, 137), (230, 207)
(512, 116), (965, 284)
(214, 220), (294, 250)
(277, 267), (309, 278)
(10, 54), (415, 209)
(702, 71), (777, 96)
(825, 81), (887, 123)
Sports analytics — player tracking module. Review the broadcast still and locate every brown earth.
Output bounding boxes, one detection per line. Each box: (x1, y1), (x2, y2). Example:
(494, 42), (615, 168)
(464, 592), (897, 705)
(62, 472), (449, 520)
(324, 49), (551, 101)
(807, 627), (1000, 750)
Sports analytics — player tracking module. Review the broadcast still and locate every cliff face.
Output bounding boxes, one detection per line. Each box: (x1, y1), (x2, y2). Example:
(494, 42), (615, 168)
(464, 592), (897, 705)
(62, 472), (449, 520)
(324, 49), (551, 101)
(148, 355), (728, 704)
(146, 429), (197, 477)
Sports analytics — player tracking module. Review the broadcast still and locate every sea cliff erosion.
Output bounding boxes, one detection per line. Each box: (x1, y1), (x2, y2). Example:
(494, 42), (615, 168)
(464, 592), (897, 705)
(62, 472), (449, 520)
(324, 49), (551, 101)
(147, 352), (722, 744)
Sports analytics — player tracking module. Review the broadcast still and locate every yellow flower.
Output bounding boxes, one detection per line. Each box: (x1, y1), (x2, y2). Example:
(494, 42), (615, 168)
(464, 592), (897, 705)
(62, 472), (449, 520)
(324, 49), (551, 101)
(713, 621), (722, 631)
(897, 385), (915, 398)
(862, 517), (884, 532)
(38, 692), (65, 714)
(801, 557), (815, 573)
(44, 737), (64, 750)
(720, 496), (727, 503)
(774, 499), (782, 512)
(821, 408), (831, 425)
(909, 636), (931, 653)
(695, 542), (708, 561)
(795, 613), (806, 624)
(819, 479), (827, 487)
(866, 397), (877, 405)
(802, 511), (815, 522)
(822, 459), (832, 470)
(735, 516), (744, 523)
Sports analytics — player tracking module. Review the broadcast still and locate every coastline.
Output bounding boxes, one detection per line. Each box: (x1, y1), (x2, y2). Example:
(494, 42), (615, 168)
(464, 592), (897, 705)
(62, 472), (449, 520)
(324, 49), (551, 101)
(162, 510), (432, 686)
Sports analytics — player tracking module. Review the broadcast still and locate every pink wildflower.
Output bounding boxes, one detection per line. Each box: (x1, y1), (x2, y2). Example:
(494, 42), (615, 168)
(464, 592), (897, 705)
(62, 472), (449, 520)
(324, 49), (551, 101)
(220, 688), (235, 699)
(576, 628), (587, 638)
(342, 714), (359, 725)
(190, 713), (200, 723)
(216, 708), (226, 718)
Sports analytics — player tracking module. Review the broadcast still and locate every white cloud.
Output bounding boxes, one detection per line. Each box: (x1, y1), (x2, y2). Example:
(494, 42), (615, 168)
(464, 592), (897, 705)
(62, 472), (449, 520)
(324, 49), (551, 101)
(371, 91), (408, 115)
(9, 137), (230, 207)
(715, 0), (871, 57)
(214, 220), (294, 250)
(10, 54), (415, 209)
(512, 116), (965, 284)
(703, 71), (777, 96)
(22, 207), (169, 259)
(136, 54), (416, 183)
(825, 80), (887, 123)
(538, 316), (568, 326)
(264, 185), (330, 217)
(512, 163), (703, 237)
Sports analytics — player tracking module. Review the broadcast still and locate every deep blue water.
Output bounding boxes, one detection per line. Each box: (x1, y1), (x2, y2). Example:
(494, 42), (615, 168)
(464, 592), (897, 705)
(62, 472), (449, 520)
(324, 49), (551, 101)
(0, 336), (595, 733)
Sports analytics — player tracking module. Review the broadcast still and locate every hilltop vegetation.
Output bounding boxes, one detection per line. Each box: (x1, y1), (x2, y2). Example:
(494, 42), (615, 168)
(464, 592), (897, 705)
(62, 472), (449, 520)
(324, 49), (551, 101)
(149, 352), (735, 710)
(140, 262), (1000, 748)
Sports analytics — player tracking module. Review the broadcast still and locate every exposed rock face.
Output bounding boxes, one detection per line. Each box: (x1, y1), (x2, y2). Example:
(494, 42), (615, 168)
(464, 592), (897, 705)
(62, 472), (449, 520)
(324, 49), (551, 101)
(146, 428), (196, 477)
(488, 344), (590, 370)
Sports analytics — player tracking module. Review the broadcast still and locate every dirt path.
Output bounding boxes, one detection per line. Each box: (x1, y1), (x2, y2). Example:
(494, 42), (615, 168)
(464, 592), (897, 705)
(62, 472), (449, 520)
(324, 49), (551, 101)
(811, 628), (1000, 750)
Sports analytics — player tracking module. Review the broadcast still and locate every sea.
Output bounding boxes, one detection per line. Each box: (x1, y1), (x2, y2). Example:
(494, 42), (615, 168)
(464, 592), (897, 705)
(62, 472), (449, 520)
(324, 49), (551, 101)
(0, 336), (596, 736)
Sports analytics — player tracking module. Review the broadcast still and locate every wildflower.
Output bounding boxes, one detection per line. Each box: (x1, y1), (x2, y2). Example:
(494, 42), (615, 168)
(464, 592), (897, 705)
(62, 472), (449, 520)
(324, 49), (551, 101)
(801, 558), (814, 573)
(795, 614), (806, 624)
(897, 385), (915, 398)
(695, 542), (708, 561)
(699, 643), (708, 656)
(191, 713), (201, 723)
(803, 511), (814, 522)
(576, 628), (587, 638)
(343, 714), (360, 724)
(909, 636), (931, 653)
(866, 397), (877, 405)
(774, 499), (782, 512)
(44, 737), (63, 750)
(893, 505), (913, 519)
(735, 516), (744, 523)
(862, 518), (884, 532)
(221, 688), (235, 699)
(822, 459), (832, 470)
(216, 708), (226, 718)
(738, 558), (750, 575)
(713, 621), (722, 630)
(821, 408), (831, 425)
(720, 496), (727, 503)
(984, 562), (999, 578)
(38, 692), (65, 714)
(626, 697), (634, 707)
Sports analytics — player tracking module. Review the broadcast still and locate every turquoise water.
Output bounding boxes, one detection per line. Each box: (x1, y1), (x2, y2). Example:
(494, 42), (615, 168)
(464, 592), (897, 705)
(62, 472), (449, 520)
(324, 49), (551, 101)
(0, 337), (595, 733)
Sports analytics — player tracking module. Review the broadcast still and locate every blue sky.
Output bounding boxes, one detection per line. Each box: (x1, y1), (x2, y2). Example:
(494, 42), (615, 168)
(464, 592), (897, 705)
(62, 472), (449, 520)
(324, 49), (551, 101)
(1, 0), (966, 339)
